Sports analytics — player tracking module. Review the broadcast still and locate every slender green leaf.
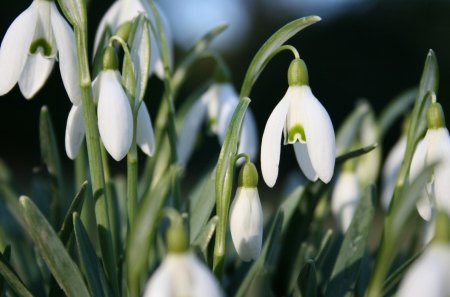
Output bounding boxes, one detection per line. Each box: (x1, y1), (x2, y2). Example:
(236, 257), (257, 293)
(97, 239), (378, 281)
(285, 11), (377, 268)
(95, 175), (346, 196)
(92, 25), (112, 77)
(192, 216), (218, 259)
(0, 247), (34, 297)
(74, 213), (112, 297)
(378, 88), (416, 139)
(314, 229), (334, 266)
(39, 106), (65, 227)
(325, 185), (375, 297)
(297, 259), (317, 297)
(335, 144), (378, 165)
(58, 181), (87, 244)
(19, 196), (90, 297)
(240, 16), (321, 98)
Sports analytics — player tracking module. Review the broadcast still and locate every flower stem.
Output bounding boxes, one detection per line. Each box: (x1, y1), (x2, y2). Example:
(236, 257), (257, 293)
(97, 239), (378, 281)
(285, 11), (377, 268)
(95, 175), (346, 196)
(127, 113), (138, 229)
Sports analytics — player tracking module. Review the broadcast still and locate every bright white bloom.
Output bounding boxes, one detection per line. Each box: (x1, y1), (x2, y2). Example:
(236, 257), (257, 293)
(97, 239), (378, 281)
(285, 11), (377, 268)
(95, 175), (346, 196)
(0, 0), (80, 103)
(94, 0), (172, 79)
(397, 244), (450, 297)
(261, 85), (335, 187)
(177, 83), (258, 166)
(229, 187), (263, 261)
(331, 171), (360, 232)
(142, 252), (222, 297)
(410, 128), (450, 220)
(381, 135), (407, 211)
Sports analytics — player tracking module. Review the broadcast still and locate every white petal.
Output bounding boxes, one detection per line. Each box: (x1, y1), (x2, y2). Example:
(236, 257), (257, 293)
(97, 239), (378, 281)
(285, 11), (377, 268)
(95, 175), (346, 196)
(217, 84), (239, 143)
(142, 258), (172, 297)
(293, 142), (318, 181)
(229, 188), (263, 262)
(97, 70), (133, 161)
(410, 139), (431, 220)
(136, 103), (155, 157)
(238, 109), (259, 161)
(187, 253), (223, 297)
(50, 3), (81, 105)
(0, 2), (37, 96)
(18, 52), (54, 99)
(331, 172), (360, 232)
(300, 86), (335, 183)
(381, 136), (407, 211)
(260, 94), (290, 188)
(398, 245), (450, 297)
(93, 1), (121, 55)
(65, 104), (85, 159)
(177, 96), (208, 166)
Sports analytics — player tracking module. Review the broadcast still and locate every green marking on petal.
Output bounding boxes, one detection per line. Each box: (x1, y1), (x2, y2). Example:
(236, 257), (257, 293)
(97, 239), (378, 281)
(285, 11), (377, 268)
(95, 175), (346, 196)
(29, 38), (53, 57)
(208, 117), (217, 129)
(288, 124), (306, 143)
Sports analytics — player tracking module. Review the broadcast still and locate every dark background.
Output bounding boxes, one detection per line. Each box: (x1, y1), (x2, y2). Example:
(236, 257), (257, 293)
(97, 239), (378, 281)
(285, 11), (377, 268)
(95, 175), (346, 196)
(1, 0), (449, 190)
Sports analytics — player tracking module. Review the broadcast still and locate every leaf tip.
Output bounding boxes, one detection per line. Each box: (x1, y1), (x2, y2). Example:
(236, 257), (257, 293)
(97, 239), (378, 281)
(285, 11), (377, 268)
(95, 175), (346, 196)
(19, 195), (29, 207)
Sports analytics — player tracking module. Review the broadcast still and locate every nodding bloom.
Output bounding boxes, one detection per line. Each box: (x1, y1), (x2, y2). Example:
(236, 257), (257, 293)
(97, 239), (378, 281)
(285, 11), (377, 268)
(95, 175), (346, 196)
(143, 220), (223, 297)
(397, 244), (450, 297)
(229, 162), (263, 261)
(65, 46), (155, 161)
(261, 58), (335, 187)
(331, 169), (360, 232)
(410, 100), (450, 220)
(0, 0), (80, 103)
(177, 83), (258, 166)
(94, 0), (172, 79)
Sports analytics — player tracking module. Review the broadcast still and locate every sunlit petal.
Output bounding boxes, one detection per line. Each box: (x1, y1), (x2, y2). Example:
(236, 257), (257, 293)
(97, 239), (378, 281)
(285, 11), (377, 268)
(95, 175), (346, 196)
(136, 103), (155, 157)
(0, 2), (37, 95)
(331, 172), (360, 232)
(18, 53), (54, 99)
(293, 142), (318, 181)
(65, 104), (85, 160)
(229, 188), (263, 261)
(301, 86), (335, 183)
(142, 258), (172, 297)
(97, 70), (133, 161)
(188, 253), (223, 297)
(217, 84), (239, 144)
(238, 109), (258, 161)
(50, 2), (81, 105)
(261, 95), (290, 187)
(410, 139), (431, 220)
(93, 0), (121, 55)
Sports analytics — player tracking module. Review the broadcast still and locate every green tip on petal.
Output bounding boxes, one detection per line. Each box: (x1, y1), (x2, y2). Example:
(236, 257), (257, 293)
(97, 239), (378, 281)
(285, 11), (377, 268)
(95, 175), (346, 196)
(238, 162), (259, 188)
(426, 102), (446, 129)
(288, 124), (306, 144)
(116, 21), (132, 44)
(29, 38), (53, 57)
(433, 211), (450, 244)
(288, 58), (309, 87)
(102, 46), (119, 70)
(166, 222), (189, 253)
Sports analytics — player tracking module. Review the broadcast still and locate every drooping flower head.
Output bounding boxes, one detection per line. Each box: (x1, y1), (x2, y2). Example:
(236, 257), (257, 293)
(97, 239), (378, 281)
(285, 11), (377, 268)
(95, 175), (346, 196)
(0, 0), (80, 103)
(94, 0), (172, 79)
(229, 161), (263, 261)
(261, 58), (335, 187)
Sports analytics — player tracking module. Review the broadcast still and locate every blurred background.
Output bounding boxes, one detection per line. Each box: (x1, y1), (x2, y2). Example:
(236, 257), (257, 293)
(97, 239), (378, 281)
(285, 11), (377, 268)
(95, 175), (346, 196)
(1, 0), (450, 190)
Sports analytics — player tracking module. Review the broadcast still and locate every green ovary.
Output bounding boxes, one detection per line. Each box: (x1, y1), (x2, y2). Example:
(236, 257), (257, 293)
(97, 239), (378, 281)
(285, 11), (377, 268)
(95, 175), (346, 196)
(288, 124), (306, 143)
(29, 38), (52, 56)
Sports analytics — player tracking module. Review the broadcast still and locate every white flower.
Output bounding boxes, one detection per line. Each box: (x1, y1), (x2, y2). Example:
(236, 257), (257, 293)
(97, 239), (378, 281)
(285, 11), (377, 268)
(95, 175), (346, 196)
(229, 187), (263, 261)
(261, 85), (335, 187)
(177, 83), (258, 166)
(0, 0), (80, 104)
(142, 252), (222, 297)
(397, 244), (450, 297)
(331, 171), (360, 232)
(381, 135), (407, 211)
(94, 0), (172, 79)
(410, 127), (450, 220)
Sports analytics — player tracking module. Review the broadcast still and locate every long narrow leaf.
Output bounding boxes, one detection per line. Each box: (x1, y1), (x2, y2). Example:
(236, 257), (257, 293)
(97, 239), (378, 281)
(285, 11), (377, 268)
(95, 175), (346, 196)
(0, 247), (33, 297)
(58, 181), (87, 244)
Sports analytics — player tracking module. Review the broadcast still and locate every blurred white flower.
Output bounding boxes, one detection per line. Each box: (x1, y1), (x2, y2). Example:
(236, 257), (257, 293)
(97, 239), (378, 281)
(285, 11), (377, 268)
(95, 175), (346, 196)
(381, 135), (407, 211)
(0, 0), (80, 103)
(331, 171), (360, 232)
(398, 244), (450, 297)
(261, 58), (335, 188)
(177, 83), (258, 166)
(142, 252), (222, 297)
(94, 0), (172, 79)
(229, 187), (263, 261)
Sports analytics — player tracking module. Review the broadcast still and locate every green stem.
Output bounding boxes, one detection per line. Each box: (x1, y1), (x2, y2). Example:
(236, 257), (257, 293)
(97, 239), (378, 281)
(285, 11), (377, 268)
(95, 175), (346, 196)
(127, 114), (138, 229)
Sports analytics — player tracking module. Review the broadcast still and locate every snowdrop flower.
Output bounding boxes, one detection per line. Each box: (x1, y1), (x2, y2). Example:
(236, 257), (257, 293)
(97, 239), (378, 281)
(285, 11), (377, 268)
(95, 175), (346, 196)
(94, 0), (172, 79)
(143, 218), (222, 297)
(229, 161), (263, 261)
(410, 100), (450, 220)
(261, 58), (335, 187)
(177, 83), (258, 166)
(397, 244), (450, 297)
(381, 135), (407, 211)
(331, 169), (360, 232)
(0, 0), (80, 103)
